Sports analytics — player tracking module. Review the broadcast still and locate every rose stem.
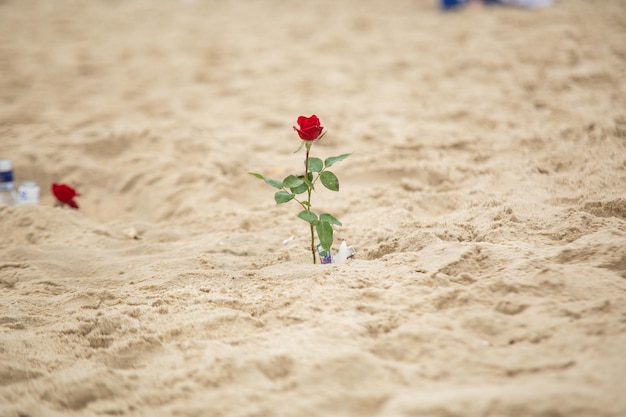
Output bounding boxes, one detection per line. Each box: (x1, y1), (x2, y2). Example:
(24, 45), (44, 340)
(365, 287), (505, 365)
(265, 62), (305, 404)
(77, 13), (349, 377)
(305, 143), (316, 264)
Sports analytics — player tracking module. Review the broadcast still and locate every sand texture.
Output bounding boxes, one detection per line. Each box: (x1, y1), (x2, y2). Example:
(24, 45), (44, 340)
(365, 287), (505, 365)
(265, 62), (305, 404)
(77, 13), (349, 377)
(1, 0), (626, 416)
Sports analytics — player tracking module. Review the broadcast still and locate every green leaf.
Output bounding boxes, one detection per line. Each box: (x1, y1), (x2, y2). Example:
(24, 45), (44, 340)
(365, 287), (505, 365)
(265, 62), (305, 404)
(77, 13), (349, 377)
(297, 210), (318, 225)
(290, 182), (308, 195)
(307, 157), (323, 173)
(249, 172), (283, 189)
(274, 191), (295, 204)
(320, 171), (339, 191)
(283, 175), (304, 189)
(316, 220), (333, 251)
(320, 213), (342, 226)
(324, 153), (351, 168)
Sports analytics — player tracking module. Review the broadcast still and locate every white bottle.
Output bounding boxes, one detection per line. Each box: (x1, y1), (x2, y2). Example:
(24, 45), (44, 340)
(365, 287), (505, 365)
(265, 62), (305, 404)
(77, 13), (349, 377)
(0, 159), (18, 206)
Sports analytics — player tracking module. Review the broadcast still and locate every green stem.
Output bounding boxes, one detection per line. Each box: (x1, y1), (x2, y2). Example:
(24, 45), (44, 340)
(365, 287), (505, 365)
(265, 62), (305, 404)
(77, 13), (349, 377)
(305, 143), (316, 264)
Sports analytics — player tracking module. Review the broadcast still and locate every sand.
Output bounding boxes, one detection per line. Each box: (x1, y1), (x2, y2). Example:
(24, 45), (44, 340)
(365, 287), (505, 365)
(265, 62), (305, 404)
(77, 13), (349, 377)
(1, 0), (625, 416)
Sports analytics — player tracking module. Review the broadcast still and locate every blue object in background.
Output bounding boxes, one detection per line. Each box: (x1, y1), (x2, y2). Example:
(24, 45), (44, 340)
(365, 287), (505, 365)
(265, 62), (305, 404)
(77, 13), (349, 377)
(440, 0), (468, 9)
(440, 0), (500, 9)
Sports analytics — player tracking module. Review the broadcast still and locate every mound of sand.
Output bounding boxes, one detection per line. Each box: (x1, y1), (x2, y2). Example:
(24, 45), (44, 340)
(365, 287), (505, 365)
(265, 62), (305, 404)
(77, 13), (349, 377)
(1, 0), (625, 416)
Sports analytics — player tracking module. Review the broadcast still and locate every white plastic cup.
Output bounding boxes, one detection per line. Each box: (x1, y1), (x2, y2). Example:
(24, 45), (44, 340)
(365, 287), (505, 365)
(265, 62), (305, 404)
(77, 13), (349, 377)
(18, 181), (40, 205)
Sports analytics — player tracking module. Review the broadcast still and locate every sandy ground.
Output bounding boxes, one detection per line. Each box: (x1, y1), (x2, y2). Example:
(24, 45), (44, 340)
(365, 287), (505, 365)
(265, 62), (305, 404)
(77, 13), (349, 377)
(1, 0), (626, 416)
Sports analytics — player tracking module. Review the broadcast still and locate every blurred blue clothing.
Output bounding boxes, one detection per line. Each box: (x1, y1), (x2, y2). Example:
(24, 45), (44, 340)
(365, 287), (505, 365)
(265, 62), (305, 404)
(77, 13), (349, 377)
(440, 0), (553, 9)
(440, 0), (497, 9)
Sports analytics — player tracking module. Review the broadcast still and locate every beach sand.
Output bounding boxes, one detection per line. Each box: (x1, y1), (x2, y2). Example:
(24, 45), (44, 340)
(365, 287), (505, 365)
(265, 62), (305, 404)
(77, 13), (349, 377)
(1, 0), (625, 416)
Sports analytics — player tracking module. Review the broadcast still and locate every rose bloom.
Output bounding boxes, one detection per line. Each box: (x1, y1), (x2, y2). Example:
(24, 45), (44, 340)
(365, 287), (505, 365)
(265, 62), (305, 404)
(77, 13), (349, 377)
(51, 183), (80, 209)
(293, 115), (324, 141)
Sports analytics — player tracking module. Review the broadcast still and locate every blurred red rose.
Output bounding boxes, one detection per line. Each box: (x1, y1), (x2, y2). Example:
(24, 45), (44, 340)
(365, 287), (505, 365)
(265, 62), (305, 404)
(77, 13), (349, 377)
(293, 115), (324, 141)
(51, 183), (80, 209)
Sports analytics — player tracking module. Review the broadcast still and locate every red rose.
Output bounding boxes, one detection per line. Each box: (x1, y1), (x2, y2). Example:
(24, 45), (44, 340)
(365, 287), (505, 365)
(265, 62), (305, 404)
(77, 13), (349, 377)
(293, 115), (324, 141)
(51, 183), (80, 209)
